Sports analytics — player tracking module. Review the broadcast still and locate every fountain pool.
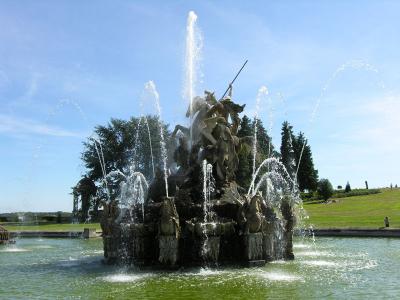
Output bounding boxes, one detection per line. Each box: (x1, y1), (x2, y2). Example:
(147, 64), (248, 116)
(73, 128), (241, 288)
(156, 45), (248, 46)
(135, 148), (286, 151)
(1, 237), (399, 299)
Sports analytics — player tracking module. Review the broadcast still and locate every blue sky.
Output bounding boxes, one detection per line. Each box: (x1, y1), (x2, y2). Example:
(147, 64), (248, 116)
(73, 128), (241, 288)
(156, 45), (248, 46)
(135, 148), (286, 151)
(1, 1), (399, 212)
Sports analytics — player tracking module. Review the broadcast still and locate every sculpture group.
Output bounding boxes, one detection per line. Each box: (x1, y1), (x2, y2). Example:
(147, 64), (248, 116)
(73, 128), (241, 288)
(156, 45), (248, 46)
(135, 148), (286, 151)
(101, 88), (295, 267)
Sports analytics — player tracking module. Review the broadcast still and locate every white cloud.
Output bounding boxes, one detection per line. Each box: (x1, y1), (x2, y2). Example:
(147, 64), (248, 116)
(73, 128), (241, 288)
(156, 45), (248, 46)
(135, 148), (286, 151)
(0, 114), (83, 138)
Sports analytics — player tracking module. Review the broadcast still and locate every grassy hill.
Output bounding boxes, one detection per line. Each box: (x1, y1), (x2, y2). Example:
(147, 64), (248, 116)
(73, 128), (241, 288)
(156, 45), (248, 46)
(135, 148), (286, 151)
(304, 188), (400, 229)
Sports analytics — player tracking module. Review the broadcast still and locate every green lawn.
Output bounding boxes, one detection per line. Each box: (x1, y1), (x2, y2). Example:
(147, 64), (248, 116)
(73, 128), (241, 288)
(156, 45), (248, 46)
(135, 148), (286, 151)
(2, 189), (399, 231)
(1, 223), (100, 232)
(304, 188), (400, 229)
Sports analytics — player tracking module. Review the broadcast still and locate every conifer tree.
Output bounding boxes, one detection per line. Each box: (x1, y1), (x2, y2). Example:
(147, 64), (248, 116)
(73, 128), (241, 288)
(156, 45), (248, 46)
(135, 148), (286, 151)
(253, 118), (274, 161)
(345, 181), (351, 193)
(236, 115), (274, 190)
(292, 132), (318, 192)
(280, 121), (296, 178)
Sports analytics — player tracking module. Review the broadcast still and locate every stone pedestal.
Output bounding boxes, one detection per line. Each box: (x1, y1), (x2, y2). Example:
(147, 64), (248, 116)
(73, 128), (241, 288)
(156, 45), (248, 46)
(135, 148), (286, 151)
(283, 230), (294, 260)
(159, 235), (179, 266)
(83, 228), (97, 238)
(130, 223), (155, 262)
(263, 234), (274, 261)
(244, 232), (264, 261)
(133, 237), (146, 259)
(273, 228), (284, 260)
(103, 235), (120, 263)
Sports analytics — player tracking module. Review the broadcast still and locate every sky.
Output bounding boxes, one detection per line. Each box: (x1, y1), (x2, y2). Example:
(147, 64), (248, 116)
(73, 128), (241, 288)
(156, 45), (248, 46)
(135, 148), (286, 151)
(1, 1), (399, 212)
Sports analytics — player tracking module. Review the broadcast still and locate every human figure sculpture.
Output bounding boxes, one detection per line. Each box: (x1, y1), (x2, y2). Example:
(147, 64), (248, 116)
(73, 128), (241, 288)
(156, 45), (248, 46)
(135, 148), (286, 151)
(237, 193), (264, 234)
(245, 194), (264, 234)
(212, 121), (239, 182)
(173, 136), (189, 172)
(172, 93), (218, 144)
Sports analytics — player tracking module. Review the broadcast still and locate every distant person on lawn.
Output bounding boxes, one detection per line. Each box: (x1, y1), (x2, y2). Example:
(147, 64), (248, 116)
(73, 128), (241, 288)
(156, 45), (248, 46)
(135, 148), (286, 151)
(384, 216), (390, 228)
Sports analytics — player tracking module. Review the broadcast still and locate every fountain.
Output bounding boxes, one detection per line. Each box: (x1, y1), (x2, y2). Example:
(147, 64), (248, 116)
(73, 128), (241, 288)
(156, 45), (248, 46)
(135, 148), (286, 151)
(100, 85), (298, 267)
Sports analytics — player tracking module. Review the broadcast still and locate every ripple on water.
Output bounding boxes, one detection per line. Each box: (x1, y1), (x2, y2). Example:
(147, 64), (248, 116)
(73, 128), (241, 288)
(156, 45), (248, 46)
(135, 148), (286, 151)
(195, 268), (224, 276)
(302, 260), (338, 267)
(81, 249), (103, 256)
(102, 274), (143, 283)
(0, 247), (30, 253)
(293, 243), (312, 249)
(296, 250), (333, 257)
(57, 257), (80, 267)
(270, 260), (288, 264)
(32, 245), (54, 249)
(258, 271), (303, 282)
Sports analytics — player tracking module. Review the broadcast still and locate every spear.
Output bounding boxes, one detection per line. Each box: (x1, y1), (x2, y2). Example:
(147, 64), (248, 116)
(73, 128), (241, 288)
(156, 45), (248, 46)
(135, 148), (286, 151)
(220, 59), (248, 100)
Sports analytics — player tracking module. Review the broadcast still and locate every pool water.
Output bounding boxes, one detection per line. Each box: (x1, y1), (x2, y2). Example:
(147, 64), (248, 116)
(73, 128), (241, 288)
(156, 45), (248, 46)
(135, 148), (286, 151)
(0, 237), (399, 299)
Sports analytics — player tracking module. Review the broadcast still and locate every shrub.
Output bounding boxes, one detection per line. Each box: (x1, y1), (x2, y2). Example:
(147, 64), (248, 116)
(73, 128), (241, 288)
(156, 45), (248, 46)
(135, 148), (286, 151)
(345, 181), (351, 193)
(317, 179), (334, 201)
(334, 189), (380, 198)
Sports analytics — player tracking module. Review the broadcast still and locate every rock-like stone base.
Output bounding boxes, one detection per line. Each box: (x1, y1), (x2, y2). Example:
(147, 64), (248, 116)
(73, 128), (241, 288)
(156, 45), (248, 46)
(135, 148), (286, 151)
(101, 202), (294, 267)
(201, 236), (220, 264)
(159, 235), (179, 266)
(246, 260), (266, 267)
(244, 232), (264, 261)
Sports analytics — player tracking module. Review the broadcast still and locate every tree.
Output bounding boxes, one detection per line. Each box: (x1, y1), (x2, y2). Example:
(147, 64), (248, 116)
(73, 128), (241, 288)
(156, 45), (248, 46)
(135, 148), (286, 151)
(345, 181), (351, 193)
(253, 118), (274, 161)
(317, 179), (334, 201)
(81, 115), (170, 189)
(237, 115), (253, 137)
(236, 115), (275, 190)
(236, 143), (252, 190)
(280, 121), (296, 177)
(292, 132), (318, 192)
(236, 115), (254, 190)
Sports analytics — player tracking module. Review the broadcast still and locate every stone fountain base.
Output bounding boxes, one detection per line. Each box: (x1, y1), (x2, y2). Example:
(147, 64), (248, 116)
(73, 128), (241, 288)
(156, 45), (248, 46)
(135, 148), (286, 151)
(101, 197), (294, 268)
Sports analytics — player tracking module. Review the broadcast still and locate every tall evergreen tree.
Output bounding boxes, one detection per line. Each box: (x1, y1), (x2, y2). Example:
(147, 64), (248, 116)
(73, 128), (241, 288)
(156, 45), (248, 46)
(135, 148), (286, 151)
(237, 115), (253, 137)
(252, 118), (274, 161)
(236, 115), (254, 190)
(236, 115), (274, 190)
(292, 132), (318, 191)
(280, 121), (296, 177)
(345, 181), (351, 193)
